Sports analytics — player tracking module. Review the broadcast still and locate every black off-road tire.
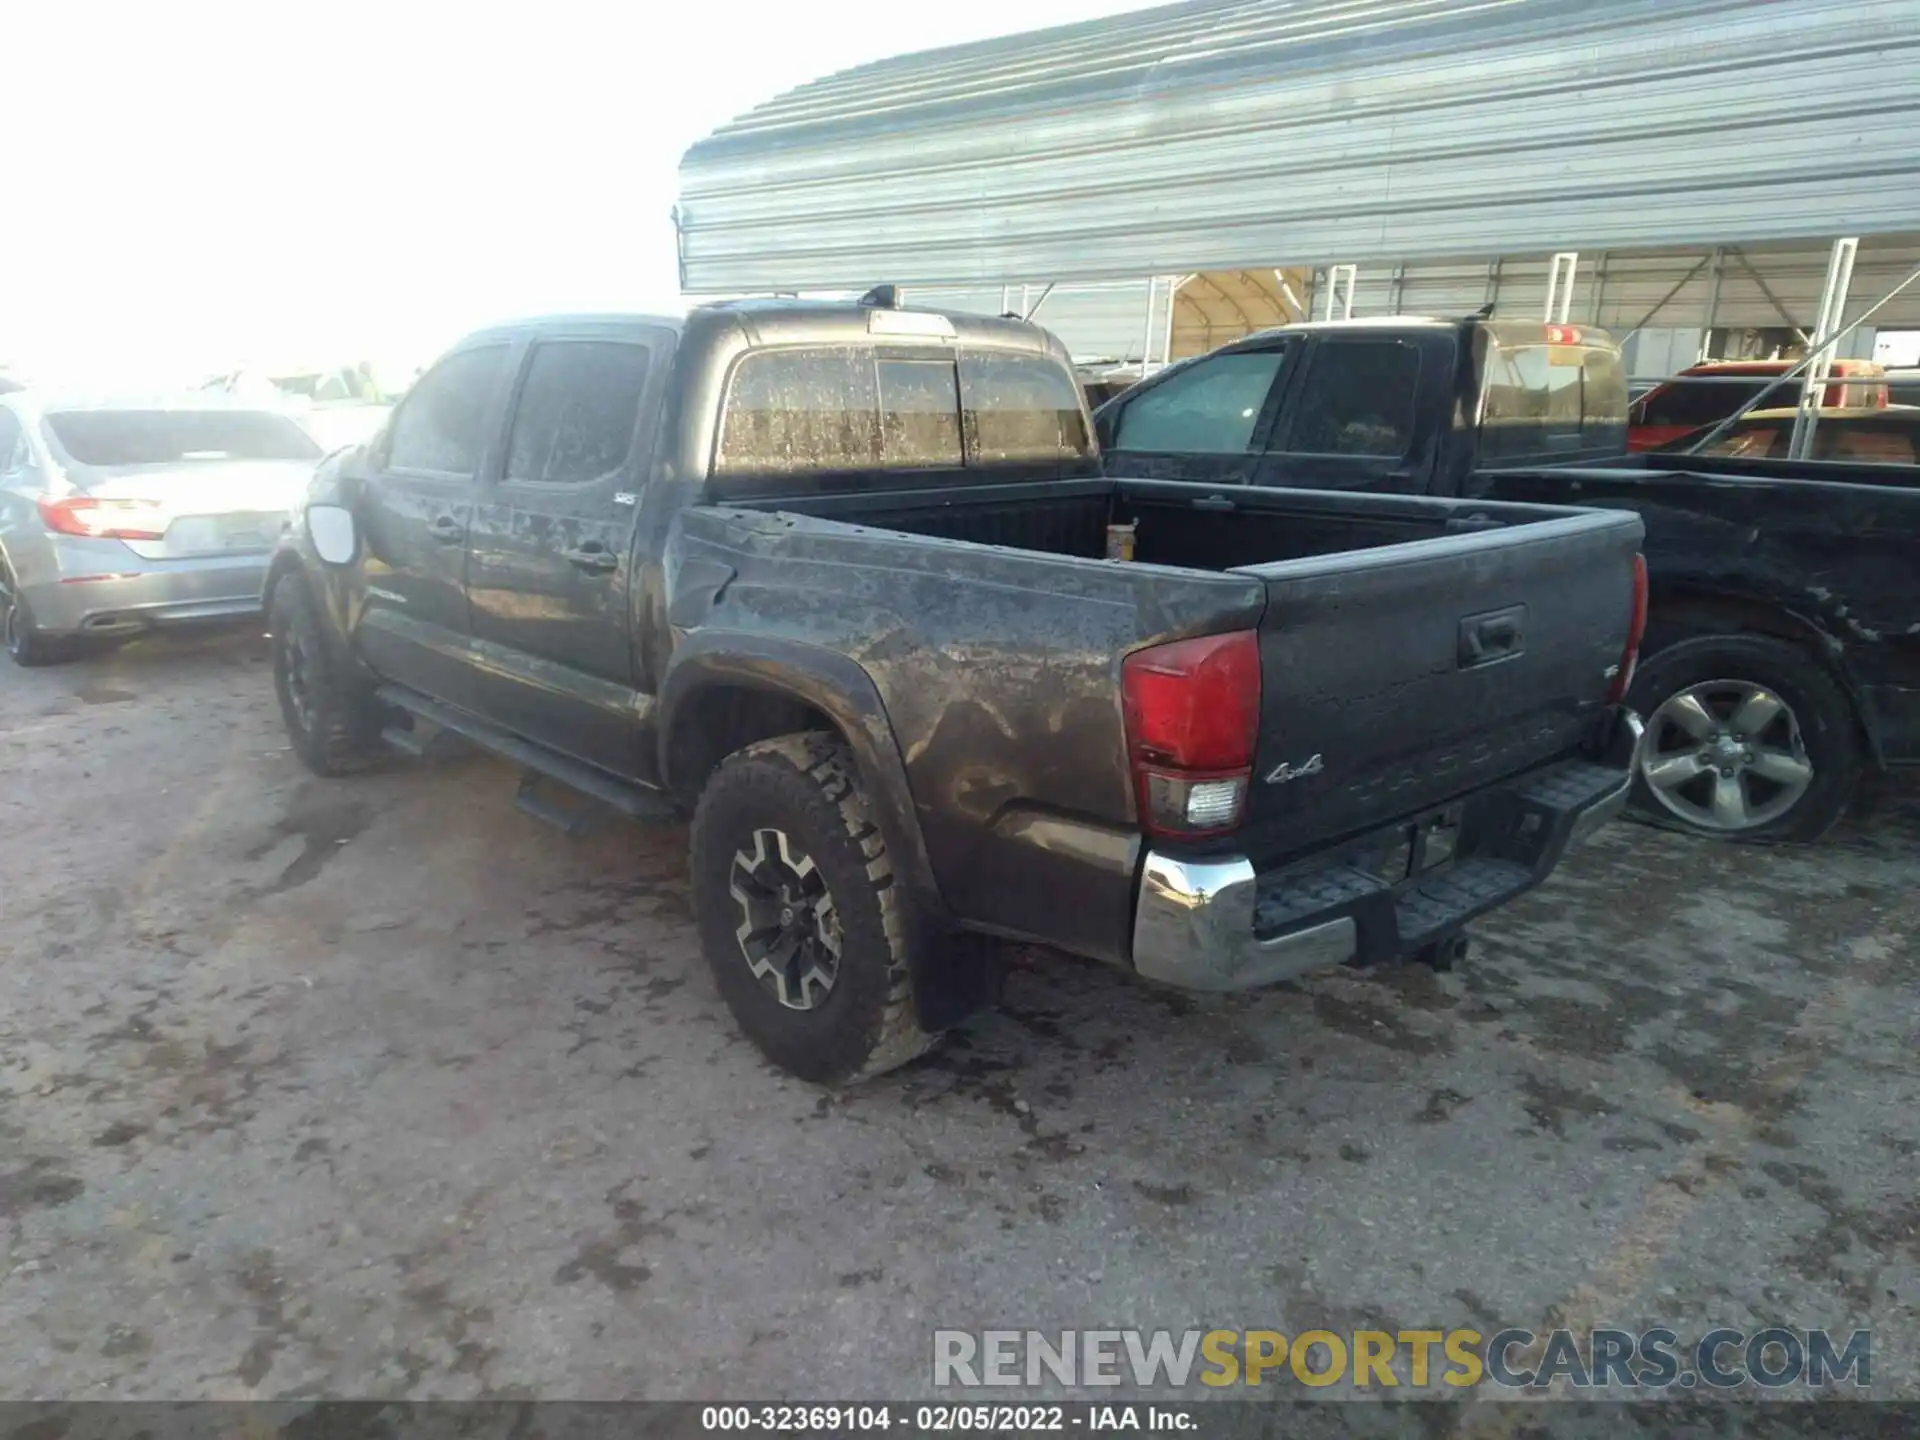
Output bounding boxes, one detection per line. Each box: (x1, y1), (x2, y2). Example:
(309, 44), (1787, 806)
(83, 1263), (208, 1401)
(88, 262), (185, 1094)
(270, 576), (382, 776)
(690, 731), (936, 1084)
(3, 573), (82, 668)
(1626, 632), (1862, 844)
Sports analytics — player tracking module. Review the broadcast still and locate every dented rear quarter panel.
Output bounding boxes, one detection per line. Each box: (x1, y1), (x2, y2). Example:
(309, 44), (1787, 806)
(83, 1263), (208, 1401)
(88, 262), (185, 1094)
(1467, 458), (1920, 764)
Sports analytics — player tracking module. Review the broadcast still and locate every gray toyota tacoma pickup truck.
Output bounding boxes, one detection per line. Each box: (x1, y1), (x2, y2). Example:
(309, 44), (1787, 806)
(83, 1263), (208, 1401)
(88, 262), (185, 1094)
(264, 295), (1647, 1082)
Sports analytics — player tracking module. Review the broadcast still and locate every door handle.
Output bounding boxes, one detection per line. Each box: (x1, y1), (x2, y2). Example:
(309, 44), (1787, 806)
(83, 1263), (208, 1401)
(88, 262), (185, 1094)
(561, 544), (619, 573)
(429, 515), (465, 544)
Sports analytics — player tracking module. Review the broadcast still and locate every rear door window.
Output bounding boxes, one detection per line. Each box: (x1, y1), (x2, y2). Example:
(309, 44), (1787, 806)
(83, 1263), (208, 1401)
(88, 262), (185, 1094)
(387, 345), (512, 476)
(1278, 339), (1420, 457)
(1113, 349), (1287, 454)
(504, 340), (652, 486)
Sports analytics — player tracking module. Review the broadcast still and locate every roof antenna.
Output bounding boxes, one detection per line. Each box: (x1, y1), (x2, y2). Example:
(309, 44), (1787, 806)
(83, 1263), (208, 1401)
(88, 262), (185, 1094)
(858, 284), (902, 309)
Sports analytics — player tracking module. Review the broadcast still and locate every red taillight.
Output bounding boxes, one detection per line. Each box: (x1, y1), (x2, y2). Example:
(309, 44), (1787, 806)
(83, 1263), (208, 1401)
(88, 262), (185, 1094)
(1122, 629), (1261, 839)
(1609, 554), (1649, 704)
(36, 495), (169, 542)
(1545, 324), (1585, 345)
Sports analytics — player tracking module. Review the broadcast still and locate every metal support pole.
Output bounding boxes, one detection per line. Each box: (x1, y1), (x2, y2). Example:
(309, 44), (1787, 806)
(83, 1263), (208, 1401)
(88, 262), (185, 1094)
(1022, 282), (1057, 322)
(1275, 270), (1306, 324)
(1484, 257), (1504, 311)
(1789, 237), (1859, 460)
(1139, 277), (1161, 370)
(1389, 264), (1406, 317)
(1159, 276), (1188, 365)
(1698, 247), (1725, 362)
(1321, 264), (1357, 321)
(1590, 251), (1610, 326)
(1544, 252), (1579, 323)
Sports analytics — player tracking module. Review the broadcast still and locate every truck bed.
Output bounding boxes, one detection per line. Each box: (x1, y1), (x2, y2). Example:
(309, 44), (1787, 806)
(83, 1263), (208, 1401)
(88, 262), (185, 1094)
(707, 476), (1644, 873)
(735, 474), (1606, 571)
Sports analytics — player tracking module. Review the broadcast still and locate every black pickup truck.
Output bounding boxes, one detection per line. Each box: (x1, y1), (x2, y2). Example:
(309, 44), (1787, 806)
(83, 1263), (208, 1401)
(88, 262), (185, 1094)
(1095, 317), (1920, 843)
(265, 297), (1645, 1082)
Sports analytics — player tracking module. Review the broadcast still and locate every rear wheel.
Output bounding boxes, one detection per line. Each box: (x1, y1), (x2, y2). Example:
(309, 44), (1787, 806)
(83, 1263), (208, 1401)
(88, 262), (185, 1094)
(1627, 633), (1860, 843)
(270, 576), (381, 775)
(2, 565), (81, 668)
(690, 732), (935, 1084)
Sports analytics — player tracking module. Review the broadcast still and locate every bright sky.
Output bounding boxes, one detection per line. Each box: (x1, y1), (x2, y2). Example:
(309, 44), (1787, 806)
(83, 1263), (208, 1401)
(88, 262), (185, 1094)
(3, 0), (1158, 390)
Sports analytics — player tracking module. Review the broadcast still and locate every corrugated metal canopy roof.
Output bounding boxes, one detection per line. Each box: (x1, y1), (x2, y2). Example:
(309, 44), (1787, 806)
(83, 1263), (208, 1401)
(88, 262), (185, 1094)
(677, 0), (1920, 293)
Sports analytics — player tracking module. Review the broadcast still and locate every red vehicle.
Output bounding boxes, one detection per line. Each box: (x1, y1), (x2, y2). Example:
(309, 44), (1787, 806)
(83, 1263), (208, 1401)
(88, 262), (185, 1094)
(1628, 359), (1889, 451)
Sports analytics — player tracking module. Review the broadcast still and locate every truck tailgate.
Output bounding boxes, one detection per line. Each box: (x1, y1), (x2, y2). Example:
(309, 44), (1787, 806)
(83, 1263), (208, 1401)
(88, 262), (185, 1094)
(1237, 509), (1644, 861)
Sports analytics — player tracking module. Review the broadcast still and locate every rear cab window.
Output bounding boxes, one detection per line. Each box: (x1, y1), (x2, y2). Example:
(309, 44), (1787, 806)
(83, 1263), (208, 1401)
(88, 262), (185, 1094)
(1690, 422), (1787, 459)
(44, 409), (321, 466)
(1478, 324), (1628, 461)
(1821, 424), (1918, 464)
(711, 345), (1091, 496)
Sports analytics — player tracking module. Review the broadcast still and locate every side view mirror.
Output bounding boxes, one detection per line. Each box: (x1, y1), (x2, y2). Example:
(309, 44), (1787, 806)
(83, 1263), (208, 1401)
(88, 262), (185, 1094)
(307, 504), (358, 566)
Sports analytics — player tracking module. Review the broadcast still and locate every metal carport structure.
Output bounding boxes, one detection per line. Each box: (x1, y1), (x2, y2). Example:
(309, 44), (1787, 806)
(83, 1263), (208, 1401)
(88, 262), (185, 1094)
(676, 0), (1920, 376)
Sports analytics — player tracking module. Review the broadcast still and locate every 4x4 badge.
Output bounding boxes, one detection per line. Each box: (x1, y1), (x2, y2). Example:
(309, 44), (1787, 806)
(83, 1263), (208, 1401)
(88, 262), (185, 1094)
(1265, 753), (1325, 785)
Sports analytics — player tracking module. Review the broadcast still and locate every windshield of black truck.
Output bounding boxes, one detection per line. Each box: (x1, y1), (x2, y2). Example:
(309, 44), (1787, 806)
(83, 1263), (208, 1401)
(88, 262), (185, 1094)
(712, 345), (1091, 496)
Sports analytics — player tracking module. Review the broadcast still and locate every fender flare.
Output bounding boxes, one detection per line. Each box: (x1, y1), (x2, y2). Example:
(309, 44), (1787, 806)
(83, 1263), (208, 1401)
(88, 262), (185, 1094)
(657, 632), (937, 901)
(658, 634), (994, 1031)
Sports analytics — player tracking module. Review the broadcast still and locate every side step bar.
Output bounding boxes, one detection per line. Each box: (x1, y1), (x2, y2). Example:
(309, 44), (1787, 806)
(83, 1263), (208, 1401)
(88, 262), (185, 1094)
(375, 685), (680, 827)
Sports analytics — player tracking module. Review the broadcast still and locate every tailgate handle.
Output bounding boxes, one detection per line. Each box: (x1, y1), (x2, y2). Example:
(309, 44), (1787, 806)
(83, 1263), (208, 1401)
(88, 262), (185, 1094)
(1191, 493), (1237, 512)
(1459, 606), (1527, 667)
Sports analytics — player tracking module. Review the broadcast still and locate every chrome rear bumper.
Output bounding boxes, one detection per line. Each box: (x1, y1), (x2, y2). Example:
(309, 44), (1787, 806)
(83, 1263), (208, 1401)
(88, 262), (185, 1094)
(1130, 711), (1643, 992)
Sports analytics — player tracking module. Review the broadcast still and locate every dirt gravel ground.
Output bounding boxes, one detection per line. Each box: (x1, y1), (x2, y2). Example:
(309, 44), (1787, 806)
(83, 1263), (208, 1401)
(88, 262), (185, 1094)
(1, 629), (1915, 1418)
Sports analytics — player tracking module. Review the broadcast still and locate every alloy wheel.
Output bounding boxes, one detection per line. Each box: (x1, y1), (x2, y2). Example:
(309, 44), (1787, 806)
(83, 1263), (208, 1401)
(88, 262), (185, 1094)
(1, 569), (21, 660)
(1638, 679), (1815, 832)
(728, 827), (842, 1011)
(279, 624), (317, 732)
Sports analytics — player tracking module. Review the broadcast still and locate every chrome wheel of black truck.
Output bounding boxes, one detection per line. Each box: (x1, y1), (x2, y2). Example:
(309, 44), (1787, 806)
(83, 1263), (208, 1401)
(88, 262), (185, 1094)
(1628, 634), (1860, 843)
